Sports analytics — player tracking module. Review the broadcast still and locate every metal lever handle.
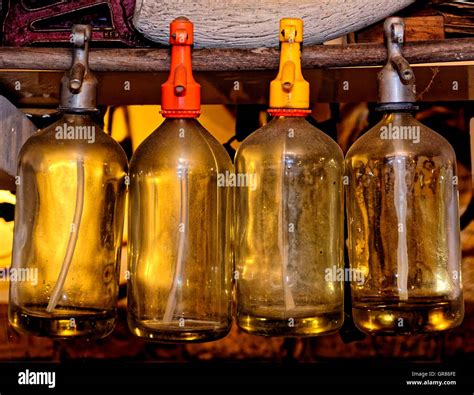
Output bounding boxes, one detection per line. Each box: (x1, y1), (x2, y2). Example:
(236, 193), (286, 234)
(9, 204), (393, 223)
(68, 25), (91, 93)
(384, 18), (415, 85)
(377, 17), (417, 108)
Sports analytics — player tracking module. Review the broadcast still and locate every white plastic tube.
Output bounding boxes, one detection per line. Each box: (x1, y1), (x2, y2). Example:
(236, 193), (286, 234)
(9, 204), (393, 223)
(394, 156), (409, 301)
(163, 163), (189, 323)
(279, 149), (295, 311)
(47, 157), (85, 313)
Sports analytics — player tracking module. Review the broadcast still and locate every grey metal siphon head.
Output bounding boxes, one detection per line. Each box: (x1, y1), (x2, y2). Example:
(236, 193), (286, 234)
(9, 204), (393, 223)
(377, 17), (418, 111)
(59, 25), (98, 113)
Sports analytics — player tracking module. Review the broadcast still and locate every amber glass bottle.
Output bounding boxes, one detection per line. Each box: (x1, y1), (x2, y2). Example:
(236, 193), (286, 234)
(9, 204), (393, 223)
(235, 18), (344, 336)
(127, 18), (233, 342)
(9, 25), (128, 339)
(345, 18), (463, 334)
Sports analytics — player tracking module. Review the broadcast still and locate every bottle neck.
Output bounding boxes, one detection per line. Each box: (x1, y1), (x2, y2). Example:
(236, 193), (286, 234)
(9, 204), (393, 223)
(381, 111), (416, 124)
(60, 108), (99, 116)
(269, 115), (310, 126)
(60, 112), (102, 129)
(161, 117), (200, 127)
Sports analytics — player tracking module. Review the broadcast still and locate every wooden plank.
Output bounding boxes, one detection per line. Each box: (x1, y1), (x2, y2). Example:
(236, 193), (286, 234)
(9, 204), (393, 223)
(433, 0), (474, 36)
(0, 66), (471, 107)
(356, 16), (445, 43)
(0, 96), (38, 190)
(0, 38), (473, 72)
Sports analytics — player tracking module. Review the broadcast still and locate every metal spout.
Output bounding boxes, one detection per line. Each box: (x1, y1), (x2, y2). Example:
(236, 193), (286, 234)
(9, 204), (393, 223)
(59, 25), (98, 113)
(377, 17), (417, 111)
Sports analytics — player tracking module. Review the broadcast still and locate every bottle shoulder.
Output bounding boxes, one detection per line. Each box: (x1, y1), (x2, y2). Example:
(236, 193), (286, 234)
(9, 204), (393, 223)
(130, 118), (232, 172)
(18, 119), (128, 169)
(236, 117), (343, 162)
(346, 117), (456, 164)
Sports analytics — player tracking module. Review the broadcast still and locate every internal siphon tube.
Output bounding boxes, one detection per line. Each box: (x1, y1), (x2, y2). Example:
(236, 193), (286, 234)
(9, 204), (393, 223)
(47, 157), (85, 313)
(394, 156), (409, 301)
(163, 162), (189, 323)
(278, 146), (295, 311)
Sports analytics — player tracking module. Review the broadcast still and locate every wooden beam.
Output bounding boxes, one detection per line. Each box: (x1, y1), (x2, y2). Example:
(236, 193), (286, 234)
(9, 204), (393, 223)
(0, 38), (473, 72)
(356, 16), (445, 43)
(0, 65), (471, 107)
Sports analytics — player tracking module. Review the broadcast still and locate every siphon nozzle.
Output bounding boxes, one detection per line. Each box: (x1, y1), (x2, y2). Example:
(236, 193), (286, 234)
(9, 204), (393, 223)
(59, 24), (98, 113)
(377, 17), (417, 111)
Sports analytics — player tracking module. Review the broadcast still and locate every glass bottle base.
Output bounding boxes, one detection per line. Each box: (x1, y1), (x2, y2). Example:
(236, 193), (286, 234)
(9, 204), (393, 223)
(352, 297), (464, 335)
(237, 307), (343, 337)
(128, 318), (231, 343)
(9, 304), (116, 340)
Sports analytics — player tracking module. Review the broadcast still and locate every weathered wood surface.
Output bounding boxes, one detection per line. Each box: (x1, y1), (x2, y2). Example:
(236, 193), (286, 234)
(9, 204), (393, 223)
(2, 66), (471, 108)
(0, 38), (473, 72)
(133, 0), (415, 48)
(356, 16), (445, 43)
(0, 96), (37, 190)
(432, 0), (474, 36)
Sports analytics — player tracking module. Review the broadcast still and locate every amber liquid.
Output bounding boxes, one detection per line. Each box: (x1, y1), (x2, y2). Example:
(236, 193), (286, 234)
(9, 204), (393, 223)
(9, 304), (116, 339)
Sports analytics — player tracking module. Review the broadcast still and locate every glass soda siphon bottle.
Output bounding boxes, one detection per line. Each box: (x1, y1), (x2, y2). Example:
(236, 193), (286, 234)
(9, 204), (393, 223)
(345, 17), (464, 334)
(9, 25), (128, 339)
(234, 18), (345, 336)
(127, 17), (233, 342)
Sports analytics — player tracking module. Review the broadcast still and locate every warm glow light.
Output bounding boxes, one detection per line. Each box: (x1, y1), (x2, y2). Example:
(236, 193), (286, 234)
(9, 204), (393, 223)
(0, 190), (15, 205)
(429, 310), (451, 331)
(0, 190), (15, 263)
(104, 105), (236, 152)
